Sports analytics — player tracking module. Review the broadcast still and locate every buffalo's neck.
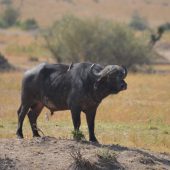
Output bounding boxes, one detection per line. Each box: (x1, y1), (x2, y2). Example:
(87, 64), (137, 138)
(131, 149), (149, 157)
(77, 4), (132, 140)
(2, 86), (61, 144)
(86, 78), (110, 103)
(91, 88), (111, 103)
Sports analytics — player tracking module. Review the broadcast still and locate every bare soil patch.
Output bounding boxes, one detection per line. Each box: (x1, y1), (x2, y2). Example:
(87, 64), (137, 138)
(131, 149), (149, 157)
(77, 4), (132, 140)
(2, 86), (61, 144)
(0, 137), (169, 170)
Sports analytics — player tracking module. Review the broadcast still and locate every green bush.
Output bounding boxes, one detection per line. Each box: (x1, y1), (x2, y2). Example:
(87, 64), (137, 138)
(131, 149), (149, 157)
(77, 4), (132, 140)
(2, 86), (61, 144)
(129, 12), (149, 31)
(44, 15), (153, 69)
(0, 6), (19, 28)
(18, 19), (39, 30)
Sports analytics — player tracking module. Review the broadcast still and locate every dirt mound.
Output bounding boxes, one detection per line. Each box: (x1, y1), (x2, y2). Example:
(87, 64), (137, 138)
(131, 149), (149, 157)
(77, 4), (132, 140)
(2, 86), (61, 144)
(0, 137), (169, 170)
(0, 54), (14, 72)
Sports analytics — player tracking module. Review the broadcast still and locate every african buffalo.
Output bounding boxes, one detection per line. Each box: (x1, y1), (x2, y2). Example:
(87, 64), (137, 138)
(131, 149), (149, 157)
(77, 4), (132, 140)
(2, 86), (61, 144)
(16, 62), (127, 142)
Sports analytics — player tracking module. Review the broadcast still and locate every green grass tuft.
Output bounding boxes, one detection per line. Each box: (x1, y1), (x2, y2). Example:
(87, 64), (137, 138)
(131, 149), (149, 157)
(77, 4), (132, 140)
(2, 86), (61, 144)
(72, 130), (85, 141)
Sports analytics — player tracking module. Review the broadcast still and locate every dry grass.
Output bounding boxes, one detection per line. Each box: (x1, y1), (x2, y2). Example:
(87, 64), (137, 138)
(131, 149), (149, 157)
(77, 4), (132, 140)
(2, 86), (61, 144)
(152, 64), (170, 71)
(2, 0), (170, 27)
(0, 70), (170, 153)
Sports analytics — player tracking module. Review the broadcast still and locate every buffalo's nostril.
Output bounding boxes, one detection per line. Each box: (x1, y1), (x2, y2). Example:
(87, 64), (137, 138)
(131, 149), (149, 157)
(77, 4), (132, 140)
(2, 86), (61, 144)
(120, 82), (127, 90)
(121, 83), (124, 88)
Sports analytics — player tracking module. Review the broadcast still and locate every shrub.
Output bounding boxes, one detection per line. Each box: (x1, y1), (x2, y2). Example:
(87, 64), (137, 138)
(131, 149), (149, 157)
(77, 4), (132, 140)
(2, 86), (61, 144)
(19, 19), (39, 30)
(0, 6), (19, 28)
(129, 12), (149, 31)
(70, 148), (96, 170)
(44, 15), (153, 69)
(159, 23), (170, 31)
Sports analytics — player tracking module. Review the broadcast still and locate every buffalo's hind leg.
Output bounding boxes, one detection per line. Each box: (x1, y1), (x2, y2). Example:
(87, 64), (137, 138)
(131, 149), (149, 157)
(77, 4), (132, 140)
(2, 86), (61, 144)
(16, 104), (30, 138)
(27, 102), (44, 137)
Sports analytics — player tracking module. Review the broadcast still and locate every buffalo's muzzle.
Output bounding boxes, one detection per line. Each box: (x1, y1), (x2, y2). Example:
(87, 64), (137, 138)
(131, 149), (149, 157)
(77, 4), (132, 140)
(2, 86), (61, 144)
(120, 81), (127, 90)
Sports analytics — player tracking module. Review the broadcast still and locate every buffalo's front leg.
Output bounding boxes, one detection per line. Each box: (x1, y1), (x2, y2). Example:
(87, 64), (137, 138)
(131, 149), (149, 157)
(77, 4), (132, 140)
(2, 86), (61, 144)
(85, 110), (98, 143)
(71, 107), (81, 131)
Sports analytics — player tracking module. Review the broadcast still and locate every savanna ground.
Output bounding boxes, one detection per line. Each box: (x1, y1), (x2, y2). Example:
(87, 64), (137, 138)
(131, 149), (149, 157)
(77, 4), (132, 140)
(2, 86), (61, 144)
(0, 0), (170, 169)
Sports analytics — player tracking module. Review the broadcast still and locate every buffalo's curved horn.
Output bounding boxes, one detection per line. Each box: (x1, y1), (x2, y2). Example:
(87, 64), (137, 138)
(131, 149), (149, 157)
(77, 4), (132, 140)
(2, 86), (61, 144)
(99, 65), (120, 78)
(121, 65), (127, 78)
(90, 64), (120, 78)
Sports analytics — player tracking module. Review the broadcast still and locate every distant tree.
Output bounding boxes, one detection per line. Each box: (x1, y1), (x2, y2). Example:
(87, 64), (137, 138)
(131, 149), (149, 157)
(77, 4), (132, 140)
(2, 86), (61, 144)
(129, 12), (149, 31)
(149, 23), (170, 47)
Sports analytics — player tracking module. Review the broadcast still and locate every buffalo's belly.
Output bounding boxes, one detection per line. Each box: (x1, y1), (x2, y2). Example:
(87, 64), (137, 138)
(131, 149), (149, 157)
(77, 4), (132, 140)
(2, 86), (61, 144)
(42, 96), (69, 111)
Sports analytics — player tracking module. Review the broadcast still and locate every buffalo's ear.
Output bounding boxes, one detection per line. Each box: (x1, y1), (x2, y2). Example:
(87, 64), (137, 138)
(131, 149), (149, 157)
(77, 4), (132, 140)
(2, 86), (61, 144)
(94, 75), (107, 90)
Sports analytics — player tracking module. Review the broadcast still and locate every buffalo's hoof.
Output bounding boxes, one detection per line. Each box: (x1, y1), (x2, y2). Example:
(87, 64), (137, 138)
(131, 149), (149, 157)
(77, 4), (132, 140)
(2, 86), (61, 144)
(16, 133), (24, 139)
(89, 138), (99, 144)
(90, 140), (99, 144)
(33, 134), (41, 138)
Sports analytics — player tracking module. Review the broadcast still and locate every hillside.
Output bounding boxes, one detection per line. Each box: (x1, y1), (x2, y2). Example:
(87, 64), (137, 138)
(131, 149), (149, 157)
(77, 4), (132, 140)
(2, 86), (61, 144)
(3, 0), (170, 27)
(0, 137), (170, 170)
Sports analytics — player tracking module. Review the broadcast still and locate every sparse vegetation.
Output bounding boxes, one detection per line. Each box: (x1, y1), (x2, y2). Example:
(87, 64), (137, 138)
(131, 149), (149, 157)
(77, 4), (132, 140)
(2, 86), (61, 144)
(70, 148), (96, 170)
(97, 148), (117, 161)
(96, 148), (123, 169)
(70, 147), (123, 170)
(72, 130), (85, 141)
